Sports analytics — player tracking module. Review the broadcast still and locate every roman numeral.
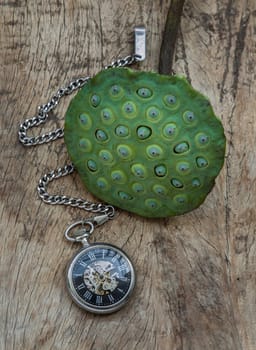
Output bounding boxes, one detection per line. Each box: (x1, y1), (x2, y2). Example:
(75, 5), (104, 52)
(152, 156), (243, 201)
(83, 290), (93, 300)
(118, 276), (129, 282)
(96, 295), (103, 304)
(77, 283), (86, 290)
(118, 264), (127, 272)
(108, 294), (115, 303)
(88, 252), (96, 261)
(79, 260), (87, 267)
(111, 254), (120, 263)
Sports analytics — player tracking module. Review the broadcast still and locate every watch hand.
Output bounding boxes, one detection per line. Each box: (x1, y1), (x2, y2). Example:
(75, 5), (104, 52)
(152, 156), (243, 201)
(103, 265), (115, 272)
(111, 272), (119, 278)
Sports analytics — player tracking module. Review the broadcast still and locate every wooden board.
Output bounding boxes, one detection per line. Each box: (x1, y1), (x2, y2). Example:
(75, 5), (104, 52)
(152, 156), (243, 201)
(1, 0), (255, 349)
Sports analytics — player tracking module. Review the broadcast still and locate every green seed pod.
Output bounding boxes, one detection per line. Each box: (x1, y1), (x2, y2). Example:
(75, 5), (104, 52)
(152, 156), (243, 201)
(64, 68), (226, 218)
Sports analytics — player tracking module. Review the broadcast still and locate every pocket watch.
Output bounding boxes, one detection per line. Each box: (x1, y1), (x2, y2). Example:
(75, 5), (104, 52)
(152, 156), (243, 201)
(65, 217), (135, 314)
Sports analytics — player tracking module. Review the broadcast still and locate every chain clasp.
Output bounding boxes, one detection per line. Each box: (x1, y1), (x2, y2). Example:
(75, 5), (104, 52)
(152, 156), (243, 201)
(64, 214), (110, 247)
(134, 26), (146, 61)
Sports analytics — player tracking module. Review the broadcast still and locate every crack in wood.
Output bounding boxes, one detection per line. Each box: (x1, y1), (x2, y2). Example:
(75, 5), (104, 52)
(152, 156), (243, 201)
(219, 0), (234, 103)
(178, 28), (191, 84)
(232, 9), (250, 99)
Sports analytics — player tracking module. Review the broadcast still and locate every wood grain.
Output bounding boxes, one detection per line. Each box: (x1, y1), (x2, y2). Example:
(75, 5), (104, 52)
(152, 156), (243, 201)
(1, 0), (256, 349)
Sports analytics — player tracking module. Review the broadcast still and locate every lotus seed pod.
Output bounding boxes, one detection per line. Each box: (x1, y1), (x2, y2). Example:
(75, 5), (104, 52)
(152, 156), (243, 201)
(64, 68), (226, 218)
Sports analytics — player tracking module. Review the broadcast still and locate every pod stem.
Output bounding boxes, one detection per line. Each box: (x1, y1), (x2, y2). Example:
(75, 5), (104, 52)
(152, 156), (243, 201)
(159, 0), (185, 75)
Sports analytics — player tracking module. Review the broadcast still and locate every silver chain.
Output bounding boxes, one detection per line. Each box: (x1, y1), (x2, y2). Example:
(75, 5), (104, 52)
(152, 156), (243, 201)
(18, 54), (139, 146)
(18, 76), (90, 146)
(19, 54), (140, 216)
(37, 163), (115, 217)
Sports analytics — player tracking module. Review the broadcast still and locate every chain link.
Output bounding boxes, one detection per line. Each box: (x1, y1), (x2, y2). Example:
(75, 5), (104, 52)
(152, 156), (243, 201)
(18, 54), (139, 146)
(37, 164), (115, 217)
(104, 54), (140, 69)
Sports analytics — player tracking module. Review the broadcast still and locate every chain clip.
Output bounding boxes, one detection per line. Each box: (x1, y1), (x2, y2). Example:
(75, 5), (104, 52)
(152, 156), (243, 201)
(64, 213), (111, 247)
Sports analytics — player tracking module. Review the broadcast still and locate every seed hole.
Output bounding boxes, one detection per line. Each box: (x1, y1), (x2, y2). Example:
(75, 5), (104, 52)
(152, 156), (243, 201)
(87, 160), (97, 172)
(171, 178), (183, 188)
(95, 129), (108, 142)
(174, 142), (189, 154)
(196, 157), (208, 168)
(118, 191), (133, 200)
(183, 111), (196, 123)
(137, 87), (152, 98)
(136, 126), (152, 140)
(115, 125), (129, 137)
(90, 94), (100, 107)
(154, 164), (167, 177)
(163, 123), (177, 138)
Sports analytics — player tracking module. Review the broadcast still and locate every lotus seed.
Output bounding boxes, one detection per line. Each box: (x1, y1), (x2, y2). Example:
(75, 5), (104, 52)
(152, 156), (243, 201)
(91, 94), (101, 107)
(163, 123), (176, 138)
(99, 150), (113, 163)
(79, 113), (92, 129)
(154, 164), (167, 177)
(111, 170), (126, 183)
(131, 164), (147, 178)
(197, 134), (209, 145)
(79, 138), (92, 152)
(177, 162), (190, 173)
(101, 109), (115, 124)
(87, 160), (97, 172)
(115, 125), (129, 137)
(117, 145), (132, 159)
(96, 177), (108, 190)
(118, 191), (133, 200)
(137, 87), (152, 98)
(164, 95), (177, 105)
(123, 102), (136, 115)
(95, 129), (108, 142)
(171, 178), (183, 188)
(174, 195), (186, 204)
(132, 183), (144, 193)
(183, 111), (195, 123)
(174, 142), (189, 154)
(196, 157), (208, 168)
(110, 85), (121, 96)
(192, 178), (201, 187)
(147, 107), (161, 122)
(146, 145), (163, 158)
(145, 199), (160, 209)
(153, 184), (167, 196)
(137, 126), (152, 140)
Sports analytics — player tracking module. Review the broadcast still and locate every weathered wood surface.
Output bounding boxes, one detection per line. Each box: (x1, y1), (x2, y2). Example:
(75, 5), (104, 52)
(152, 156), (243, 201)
(1, 0), (256, 349)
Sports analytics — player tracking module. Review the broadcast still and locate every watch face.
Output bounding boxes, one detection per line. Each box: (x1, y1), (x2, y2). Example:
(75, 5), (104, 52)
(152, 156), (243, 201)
(66, 243), (135, 314)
